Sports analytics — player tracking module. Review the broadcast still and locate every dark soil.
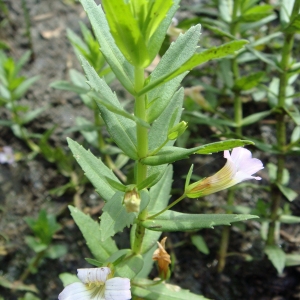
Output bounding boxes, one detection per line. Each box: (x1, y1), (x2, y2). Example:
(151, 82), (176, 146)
(1, 1), (300, 300)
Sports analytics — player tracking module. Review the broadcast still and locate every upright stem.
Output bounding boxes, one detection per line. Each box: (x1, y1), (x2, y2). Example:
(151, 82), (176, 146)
(266, 3), (296, 244)
(132, 67), (148, 254)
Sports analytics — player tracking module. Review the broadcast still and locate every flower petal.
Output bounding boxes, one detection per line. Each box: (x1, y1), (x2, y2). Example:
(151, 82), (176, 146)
(77, 267), (111, 284)
(58, 282), (91, 300)
(105, 277), (131, 300)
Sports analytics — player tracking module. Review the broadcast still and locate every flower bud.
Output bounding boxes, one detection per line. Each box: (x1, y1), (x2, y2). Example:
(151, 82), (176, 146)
(123, 190), (141, 213)
(168, 121), (188, 140)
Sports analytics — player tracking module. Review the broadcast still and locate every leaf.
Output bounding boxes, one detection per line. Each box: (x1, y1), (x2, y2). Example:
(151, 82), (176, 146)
(191, 235), (209, 255)
(147, 0), (180, 62)
(233, 71), (265, 91)
(69, 206), (118, 261)
(147, 73), (186, 123)
(149, 88), (184, 151)
(115, 254), (144, 279)
(80, 57), (138, 159)
(102, 0), (149, 67)
(238, 5), (273, 22)
(59, 273), (80, 287)
(139, 40), (248, 95)
(241, 110), (272, 126)
(22, 106), (48, 124)
(67, 138), (120, 201)
(143, 210), (258, 231)
(50, 80), (89, 94)
(100, 192), (136, 241)
(79, 0), (135, 93)
(265, 245), (286, 275)
(132, 279), (210, 300)
(285, 253), (300, 267)
(276, 183), (298, 202)
(284, 14), (300, 33)
(141, 139), (254, 166)
(13, 76), (39, 99)
(45, 244), (68, 259)
(0, 276), (38, 293)
(279, 215), (300, 224)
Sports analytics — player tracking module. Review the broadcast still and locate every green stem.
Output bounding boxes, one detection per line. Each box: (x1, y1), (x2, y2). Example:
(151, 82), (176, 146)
(148, 194), (186, 219)
(132, 67), (148, 254)
(266, 2), (297, 245)
(134, 67), (148, 185)
(19, 249), (46, 282)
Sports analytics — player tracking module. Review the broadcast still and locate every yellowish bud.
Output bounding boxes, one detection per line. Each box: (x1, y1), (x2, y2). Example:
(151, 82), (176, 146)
(123, 190), (141, 213)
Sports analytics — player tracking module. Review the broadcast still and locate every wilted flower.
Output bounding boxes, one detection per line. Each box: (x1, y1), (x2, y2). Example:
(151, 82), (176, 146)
(58, 267), (131, 300)
(152, 237), (171, 280)
(186, 147), (264, 198)
(123, 189), (141, 213)
(0, 146), (14, 165)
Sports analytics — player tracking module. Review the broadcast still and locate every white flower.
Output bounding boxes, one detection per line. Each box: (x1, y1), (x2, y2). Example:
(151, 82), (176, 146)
(0, 146), (14, 164)
(58, 267), (131, 300)
(186, 147), (264, 198)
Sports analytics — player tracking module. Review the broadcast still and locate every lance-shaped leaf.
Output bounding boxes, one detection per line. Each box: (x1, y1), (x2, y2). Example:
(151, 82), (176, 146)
(81, 57), (138, 159)
(115, 254), (144, 279)
(149, 88), (184, 151)
(102, 0), (150, 67)
(141, 139), (254, 166)
(147, 73), (186, 123)
(143, 210), (258, 231)
(100, 192), (136, 241)
(132, 278), (211, 299)
(142, 24), (200, 97)
(139, 40), (248, 95)
(79, 0), (135, 93)
(147, 0), (180, 62)
(67, 138), (120, 201)
(69, 206), (118, 262)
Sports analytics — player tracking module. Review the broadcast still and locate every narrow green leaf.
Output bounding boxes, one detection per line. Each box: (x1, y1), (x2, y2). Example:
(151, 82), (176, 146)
(147, 0), (179, 62)
(22, 106), (48, 125)
(69, 206), (118, 261)
(143, 211), (258, 231)
(139, 40), (248, 95)
(81, 57), (138, 159)
(285, 253), (300, 267)
(238, 5), (273, 22)
(191, 235), (209, 255)
(79, 0), (135, 93)
(50, 80), (89, 94)
(67, 138), (120, 201)
(147, 73), (186, 123)
(265, 245), (286, 275)
(149, 88), (184, 150)
(115, 254), (144, 279)
(132, 279), (211, 299)
(13, 76), (39, 99)
(233, 71), (265, 91)
(140, 25), (201, 96)
(141, 139), (254, 166)
(241, 110), (272, 126)
(102, 0), (149, 67)
(185, 165), (194, 191)
(284, 14), (300, 33)
(279, 215), (300, 224)
(276, 183), (298, 202)
(104, 177), (127, 192)
(100, 192), (136, 241)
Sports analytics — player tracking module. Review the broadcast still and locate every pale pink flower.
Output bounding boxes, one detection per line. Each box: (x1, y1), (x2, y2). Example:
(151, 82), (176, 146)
(186, 147), (263, 198)
(58, 267), (131, 300)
